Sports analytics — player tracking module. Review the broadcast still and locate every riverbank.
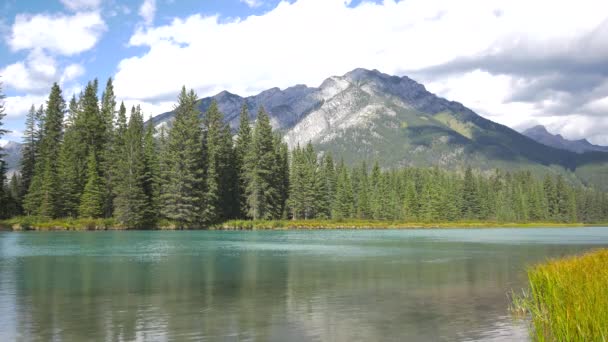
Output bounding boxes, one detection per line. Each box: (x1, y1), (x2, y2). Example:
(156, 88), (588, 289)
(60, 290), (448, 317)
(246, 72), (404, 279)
(1, 217), (605, 231)
(513, 249), (608, 341)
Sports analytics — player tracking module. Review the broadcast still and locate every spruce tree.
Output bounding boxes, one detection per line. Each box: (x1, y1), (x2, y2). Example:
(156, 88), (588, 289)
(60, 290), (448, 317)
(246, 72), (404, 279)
(234, 104), (252, 218)
(79, 150), (104, 218)
(201, 100), (237, 223)
(462, 167), (480, 219)
(143, 118), (160, 225)
(23, 83), (65, 218)
(113, 106), (148, 227)
(20, 105), (38, 198)
(245, 107), (279, 220)
(58, 96), (87, 217)
(274, 135), (290, 219)
(100, 78), (117, 217)
(332, 161), (354, 219)
(160, 87), (204, 227)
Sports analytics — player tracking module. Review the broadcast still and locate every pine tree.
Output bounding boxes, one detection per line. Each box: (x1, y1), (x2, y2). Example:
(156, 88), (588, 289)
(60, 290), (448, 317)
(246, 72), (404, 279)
(100, 78), (117, 217)
(370, 162), (382, 219)
(79, 150), (104, 218)
(20, 105), (38, 198)
(58, 96), (87, 217)
(245, 107), (279, 220)
(289, 144), (306, 219)
(274, 136), (290, 219)
(462, 167), (480, 219)
(333, 161), (354, 219)
(113, 106), (148, 227)
(201, 100), (237, 223)
(317, 153), (335, 219)
(234, 104), (252, 218)
(160, 87), (204, 227)
(143, 117), (160, 226)
(23, 83), (65, 218)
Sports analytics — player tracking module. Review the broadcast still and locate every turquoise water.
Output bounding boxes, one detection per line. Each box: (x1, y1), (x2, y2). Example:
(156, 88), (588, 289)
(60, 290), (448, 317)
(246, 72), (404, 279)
(1, 228), (608, 341)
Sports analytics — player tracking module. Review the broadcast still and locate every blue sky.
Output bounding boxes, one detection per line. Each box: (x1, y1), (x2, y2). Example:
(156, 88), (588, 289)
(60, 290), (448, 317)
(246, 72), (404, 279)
(1, 0), (608, 146)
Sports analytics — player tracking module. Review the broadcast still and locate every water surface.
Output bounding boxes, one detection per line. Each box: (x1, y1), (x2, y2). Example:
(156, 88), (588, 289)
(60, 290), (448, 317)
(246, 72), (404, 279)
(1, 228), (608, 341)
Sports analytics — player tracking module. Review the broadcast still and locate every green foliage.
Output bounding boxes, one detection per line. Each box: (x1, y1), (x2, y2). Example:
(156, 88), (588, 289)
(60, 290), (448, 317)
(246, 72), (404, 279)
(234, 105), (252, 217)
(23, 83), (65, 218)
(113, 106), (149, 228)
(12, 81), (608, 227)
(160, 87), (204, 228)
(79, 151), (104, 218)
(244, 107), (285, 220)
(514, 249), (608, 341)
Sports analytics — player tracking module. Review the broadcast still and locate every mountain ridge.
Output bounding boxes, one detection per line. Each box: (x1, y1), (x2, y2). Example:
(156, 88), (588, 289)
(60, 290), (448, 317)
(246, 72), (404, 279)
(151, 68), (608, 172)
(523, 125), (608, 154)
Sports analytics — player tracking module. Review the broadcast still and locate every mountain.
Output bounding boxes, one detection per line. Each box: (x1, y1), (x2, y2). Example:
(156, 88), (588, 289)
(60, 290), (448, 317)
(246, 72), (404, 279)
(523, 125), (608, 154)
(152, 68), (608, 188)
(1, 141), (22, 177)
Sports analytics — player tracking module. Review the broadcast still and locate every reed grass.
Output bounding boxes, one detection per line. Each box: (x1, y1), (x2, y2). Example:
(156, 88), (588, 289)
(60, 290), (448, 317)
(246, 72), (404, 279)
(513, 249), (608, 341)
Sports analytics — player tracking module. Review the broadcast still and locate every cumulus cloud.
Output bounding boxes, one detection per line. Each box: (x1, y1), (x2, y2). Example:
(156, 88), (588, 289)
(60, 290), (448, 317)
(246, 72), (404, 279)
(1, 50), (84, 93)
(3, 94), (48, 119)
(60, 0), (102, 11)
(111, 0), (608, 144)
(139, 0), (156, 26)
(8, 11), (106, 56)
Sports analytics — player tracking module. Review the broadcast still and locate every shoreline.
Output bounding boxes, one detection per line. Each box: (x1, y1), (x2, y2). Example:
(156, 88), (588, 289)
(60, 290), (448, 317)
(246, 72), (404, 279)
(1, 217), (606, 231)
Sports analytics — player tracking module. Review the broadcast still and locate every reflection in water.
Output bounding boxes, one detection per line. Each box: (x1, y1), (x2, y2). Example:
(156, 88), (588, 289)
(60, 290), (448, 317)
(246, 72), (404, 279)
(1, 229), (608, 341)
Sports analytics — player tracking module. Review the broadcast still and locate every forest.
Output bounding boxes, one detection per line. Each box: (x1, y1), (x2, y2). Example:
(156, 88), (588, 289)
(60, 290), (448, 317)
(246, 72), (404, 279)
(1, 79), (608, 227)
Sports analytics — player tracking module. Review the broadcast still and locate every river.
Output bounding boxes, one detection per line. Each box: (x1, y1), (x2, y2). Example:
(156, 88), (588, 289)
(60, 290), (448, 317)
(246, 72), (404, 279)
(1, 228), (608, 341)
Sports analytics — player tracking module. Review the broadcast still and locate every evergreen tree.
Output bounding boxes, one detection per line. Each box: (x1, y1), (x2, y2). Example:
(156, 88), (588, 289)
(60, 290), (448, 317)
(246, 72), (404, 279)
(274, 136), (290, 219)
(23, 83), (65, 218)
(79, 150), (104, 218)
(234, 104), (252, 218)
(201, 100), (237, 223)
(332, 161), (354, 219)
(113, 106), (148, 227)
(160, 87), (204, 227)
(20, 105), (39, 198)
(462, 167), (480, 219)
(58, 96), (87, 217)
(317, 153), (335, 219)
(100, 78), (117, 217)
(143, 117), (160, 225)
(245, 107), (280, 220)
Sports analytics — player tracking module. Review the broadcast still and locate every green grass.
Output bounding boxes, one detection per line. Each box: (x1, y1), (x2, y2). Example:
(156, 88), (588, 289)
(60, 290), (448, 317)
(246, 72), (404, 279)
(513, 249), (608, 341)
(1, 217), (605, 231)
(218, 219), (596, 230)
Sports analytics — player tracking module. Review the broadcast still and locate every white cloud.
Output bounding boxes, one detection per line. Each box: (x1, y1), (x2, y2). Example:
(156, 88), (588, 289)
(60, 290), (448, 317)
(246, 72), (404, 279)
(8, 11), (106, 56)
(139, 0), (156, 26)
(1, 50), (84, 93)
(61, 64), (86, 84)
(112, 0), (608, 143)
(3, 94), (48, 119)
(60, 0), (102, 11)
(240, 0), (263, 8)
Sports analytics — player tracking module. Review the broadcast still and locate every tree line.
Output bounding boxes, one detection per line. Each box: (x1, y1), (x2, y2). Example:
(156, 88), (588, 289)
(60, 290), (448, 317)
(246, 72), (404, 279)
(1, 79), (607, 225)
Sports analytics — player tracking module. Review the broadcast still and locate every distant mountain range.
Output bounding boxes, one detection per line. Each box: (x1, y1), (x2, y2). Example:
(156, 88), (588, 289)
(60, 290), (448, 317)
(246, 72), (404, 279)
(4, 68), (608, 190)
(152, 68), (608, 190)
(523, 125), (608, 154)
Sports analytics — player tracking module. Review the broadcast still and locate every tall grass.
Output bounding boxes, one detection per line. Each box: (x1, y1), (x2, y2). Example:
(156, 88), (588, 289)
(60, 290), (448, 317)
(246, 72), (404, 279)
(516, 249), (608, 341)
